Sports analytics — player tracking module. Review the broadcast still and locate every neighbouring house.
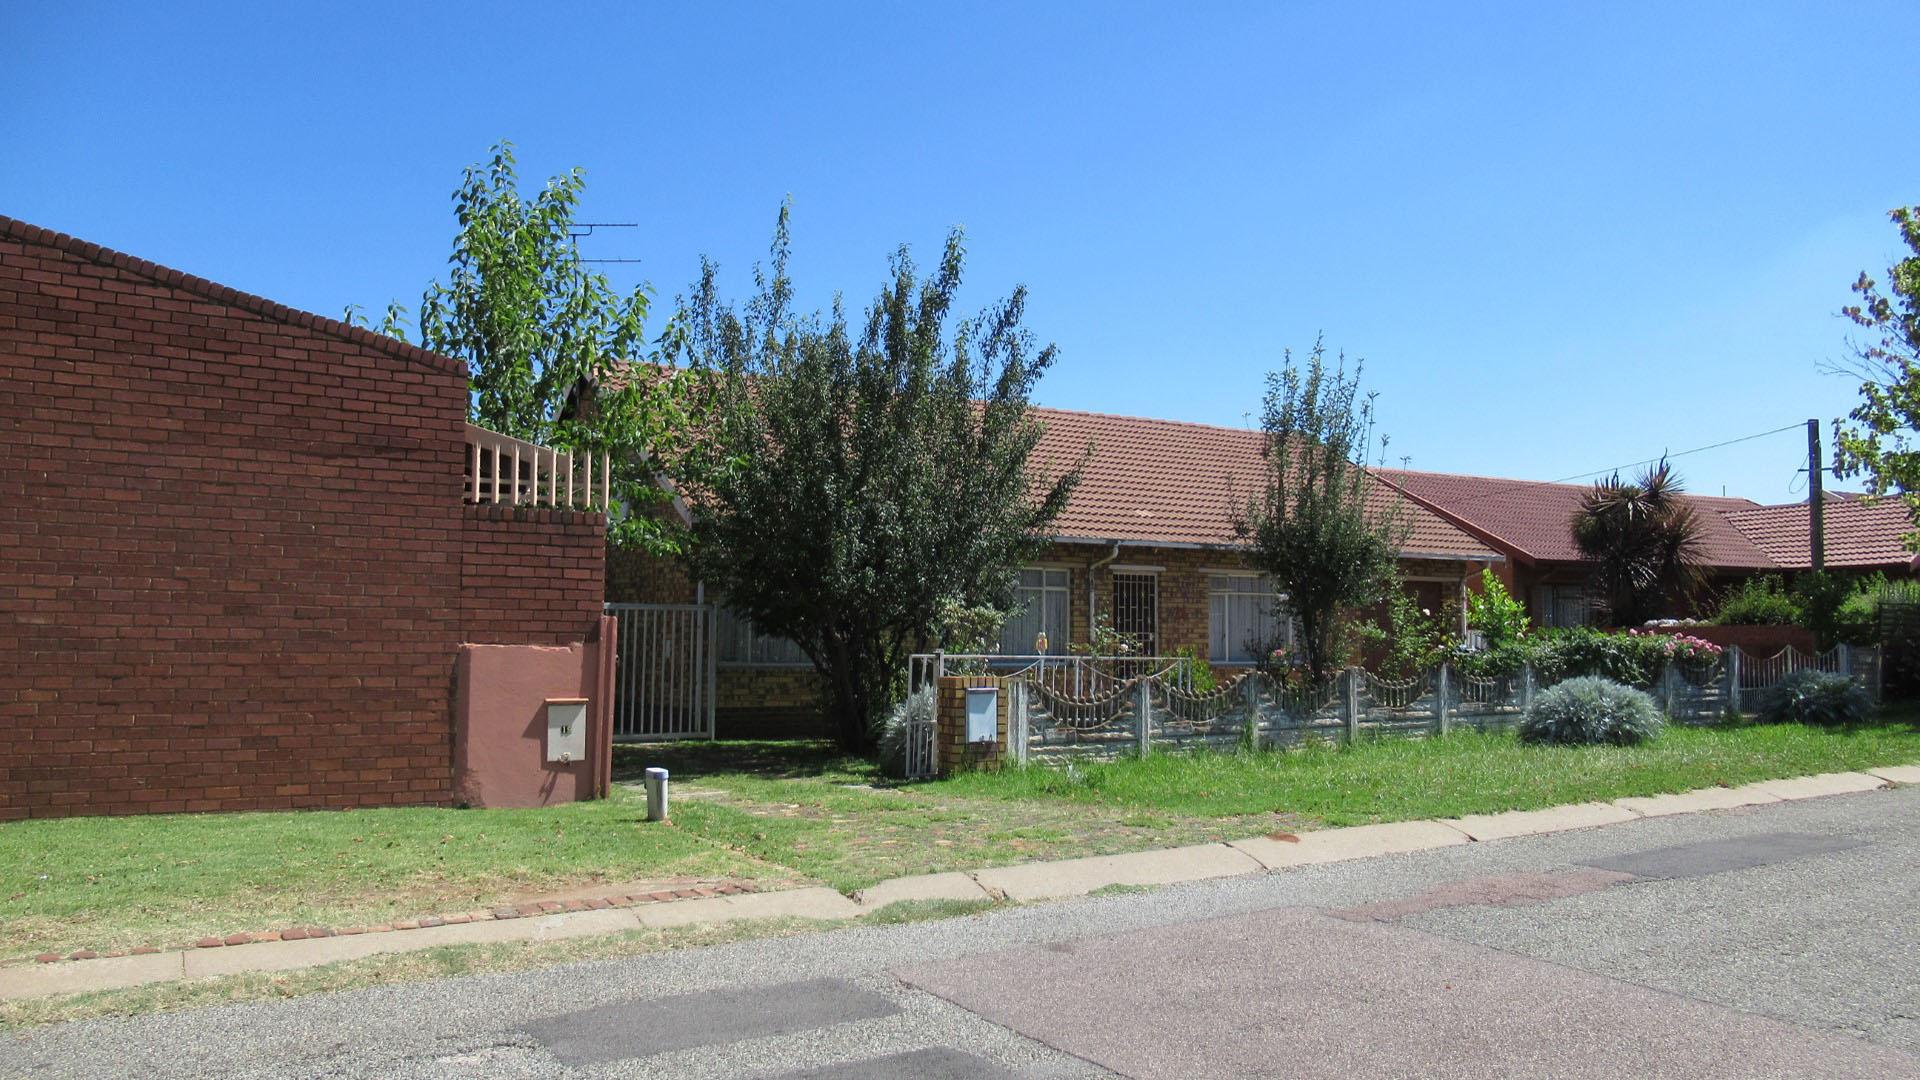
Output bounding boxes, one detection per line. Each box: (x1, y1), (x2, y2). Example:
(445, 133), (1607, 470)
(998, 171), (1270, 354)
(1721, 495), (1920, 576)
(1375, 471), (1917, 628)
(1372, 469), (1775, 627)
(612, 408), (1503, 732)
(1, 216), (615, 820)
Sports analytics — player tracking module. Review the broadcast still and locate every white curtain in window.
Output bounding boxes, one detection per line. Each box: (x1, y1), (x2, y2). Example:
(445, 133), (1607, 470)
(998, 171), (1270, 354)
(1207, 574), (1288, 663)
(997, 568), (1069, 655)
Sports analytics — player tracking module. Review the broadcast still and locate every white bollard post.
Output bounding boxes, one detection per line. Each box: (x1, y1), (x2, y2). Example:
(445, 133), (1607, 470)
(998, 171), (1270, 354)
(644, 767), (670, 822)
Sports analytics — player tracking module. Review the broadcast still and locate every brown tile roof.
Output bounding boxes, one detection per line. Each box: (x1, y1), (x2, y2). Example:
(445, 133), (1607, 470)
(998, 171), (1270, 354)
(1724, 498), (1918, 570)
(1028, 408), (1499, 559)
(1374, 468), (1777, 569)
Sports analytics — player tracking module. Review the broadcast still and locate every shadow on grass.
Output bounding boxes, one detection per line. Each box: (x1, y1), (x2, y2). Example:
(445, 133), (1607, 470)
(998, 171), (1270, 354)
(611, 739), (877, 784)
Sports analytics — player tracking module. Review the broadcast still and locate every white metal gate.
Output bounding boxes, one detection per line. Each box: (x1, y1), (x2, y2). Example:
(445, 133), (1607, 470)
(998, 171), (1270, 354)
(606, 603), (717, 741)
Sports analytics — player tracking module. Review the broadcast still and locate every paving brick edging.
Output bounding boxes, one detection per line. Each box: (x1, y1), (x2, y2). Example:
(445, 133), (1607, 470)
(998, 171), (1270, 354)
(25, 883), (755, 967)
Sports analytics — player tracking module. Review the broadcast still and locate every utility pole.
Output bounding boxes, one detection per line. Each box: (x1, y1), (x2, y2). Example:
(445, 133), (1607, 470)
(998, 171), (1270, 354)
(1807, 418), (1825, 572)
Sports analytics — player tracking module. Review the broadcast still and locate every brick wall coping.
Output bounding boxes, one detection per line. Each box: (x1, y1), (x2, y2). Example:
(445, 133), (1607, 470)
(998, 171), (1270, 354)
(0, 213), (464, 378)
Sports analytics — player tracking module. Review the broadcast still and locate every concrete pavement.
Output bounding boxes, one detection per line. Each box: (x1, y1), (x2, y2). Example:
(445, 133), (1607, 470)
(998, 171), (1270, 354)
(3, 782), (1917, 1077)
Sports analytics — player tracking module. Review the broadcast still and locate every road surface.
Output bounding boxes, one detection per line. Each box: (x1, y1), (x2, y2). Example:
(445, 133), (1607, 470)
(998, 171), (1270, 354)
(5, 785), (1918, 1078)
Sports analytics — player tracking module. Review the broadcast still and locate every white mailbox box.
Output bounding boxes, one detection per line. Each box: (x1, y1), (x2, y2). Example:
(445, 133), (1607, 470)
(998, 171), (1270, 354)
(965, 687), (999, 743)
(545, 698), (588, 763)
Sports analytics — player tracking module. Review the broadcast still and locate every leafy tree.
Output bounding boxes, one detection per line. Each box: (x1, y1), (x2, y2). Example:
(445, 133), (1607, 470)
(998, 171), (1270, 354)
(1357, 577), (1457, 679)
(669, 206), (1079, 752)
(1569, 460), (1704, 627)
(1465, 568), (1530, 648)
(351, 141), (696, 553)
(1234, 341), (1405, 684)
(1833, 205), (1920, 552)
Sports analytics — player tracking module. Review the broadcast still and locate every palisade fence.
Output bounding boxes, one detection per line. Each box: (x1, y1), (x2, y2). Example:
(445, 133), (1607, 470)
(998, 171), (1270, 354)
(900, 644), (1880, 777)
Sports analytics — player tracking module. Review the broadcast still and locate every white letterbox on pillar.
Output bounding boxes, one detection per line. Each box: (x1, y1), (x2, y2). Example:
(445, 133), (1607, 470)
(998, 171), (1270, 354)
(965, 687), (999, 744)
(545, 698), (588, 763)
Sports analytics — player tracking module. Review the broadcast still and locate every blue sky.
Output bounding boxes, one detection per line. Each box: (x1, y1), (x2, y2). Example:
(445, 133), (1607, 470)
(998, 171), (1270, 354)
(5, 2), (1915, 503)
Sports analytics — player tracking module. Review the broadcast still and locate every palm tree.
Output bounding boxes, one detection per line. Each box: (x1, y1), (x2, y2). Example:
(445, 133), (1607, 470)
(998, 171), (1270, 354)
(1570, 460), (1705, 627)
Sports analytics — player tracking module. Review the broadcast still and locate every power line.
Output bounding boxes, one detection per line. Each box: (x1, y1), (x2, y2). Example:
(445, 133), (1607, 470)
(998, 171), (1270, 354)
(1543, 422), (1804, 485)
(1376, 421), (1807, 515)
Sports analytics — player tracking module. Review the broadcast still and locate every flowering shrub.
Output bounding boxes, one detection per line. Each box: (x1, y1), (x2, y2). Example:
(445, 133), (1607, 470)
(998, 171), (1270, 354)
(1455, 627), (1720, 686)
(1626, 628), (1723, 668)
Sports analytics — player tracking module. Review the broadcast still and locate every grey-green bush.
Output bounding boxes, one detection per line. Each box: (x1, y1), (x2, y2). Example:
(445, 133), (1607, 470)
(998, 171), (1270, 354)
(1519, 676), (1665, 747)
(1758, 670), (1872, 727)
(876, 686), (934, 778)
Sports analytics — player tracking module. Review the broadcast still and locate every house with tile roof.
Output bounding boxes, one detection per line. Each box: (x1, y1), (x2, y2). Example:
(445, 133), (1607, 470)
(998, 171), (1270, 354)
(1374, 470), (1917, 628)
(608, 388), (1915, 735)
(613, 406), (1503, 732)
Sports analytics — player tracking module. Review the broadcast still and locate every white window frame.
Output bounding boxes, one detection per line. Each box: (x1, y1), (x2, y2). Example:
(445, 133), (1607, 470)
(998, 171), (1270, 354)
(998, 567), (1072, 655)
(1207, 572), (1292, 664)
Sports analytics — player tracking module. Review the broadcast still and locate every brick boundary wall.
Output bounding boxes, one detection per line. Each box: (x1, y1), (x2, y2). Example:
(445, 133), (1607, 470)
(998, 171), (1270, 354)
(462, 506), (606, 645)
(0, 218), (603, 820)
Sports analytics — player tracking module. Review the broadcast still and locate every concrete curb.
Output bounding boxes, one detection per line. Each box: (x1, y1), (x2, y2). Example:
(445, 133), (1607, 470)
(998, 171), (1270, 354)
(2, 768), (1903, 1004)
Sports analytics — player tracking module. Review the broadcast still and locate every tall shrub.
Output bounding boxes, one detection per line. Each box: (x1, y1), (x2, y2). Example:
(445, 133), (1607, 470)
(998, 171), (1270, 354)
(1235, 340), (1406, 684)
(671, 205), (1080, 753)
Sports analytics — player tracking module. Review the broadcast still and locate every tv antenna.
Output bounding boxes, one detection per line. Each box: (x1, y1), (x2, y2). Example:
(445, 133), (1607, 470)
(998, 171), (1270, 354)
(568, 223), (643, 264)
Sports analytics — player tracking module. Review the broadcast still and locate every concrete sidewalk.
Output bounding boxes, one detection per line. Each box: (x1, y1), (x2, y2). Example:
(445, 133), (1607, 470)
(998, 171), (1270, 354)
(4, 766), (1909, 1004)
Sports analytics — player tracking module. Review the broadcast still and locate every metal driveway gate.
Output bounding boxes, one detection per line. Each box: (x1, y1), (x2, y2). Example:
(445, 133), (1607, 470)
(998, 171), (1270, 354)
(605, 603), (716, 740)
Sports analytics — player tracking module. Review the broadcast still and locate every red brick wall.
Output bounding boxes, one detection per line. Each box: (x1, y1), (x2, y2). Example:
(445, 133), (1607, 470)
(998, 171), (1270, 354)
(463, 505), (606, 644)
(0, 220), (604, 820)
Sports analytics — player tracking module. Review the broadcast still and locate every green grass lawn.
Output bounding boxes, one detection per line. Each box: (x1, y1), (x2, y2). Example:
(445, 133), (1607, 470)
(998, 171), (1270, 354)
(933, 720), (1920, 824)
(0, 788), (783, 962)
(4, 706), (1916, 967)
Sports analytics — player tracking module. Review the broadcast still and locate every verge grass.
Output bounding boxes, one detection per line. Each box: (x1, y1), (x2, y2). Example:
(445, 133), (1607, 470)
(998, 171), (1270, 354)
(5, 708), (1914, 1015)
(0, 896), (1007, 1030)
(0, 787), (779, 962)
(931, 715), (1920, 825)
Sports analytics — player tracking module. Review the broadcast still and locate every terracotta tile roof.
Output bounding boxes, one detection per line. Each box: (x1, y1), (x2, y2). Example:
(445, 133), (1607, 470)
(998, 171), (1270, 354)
(1374, 468), (1777, 569)
(1724, 498), (1918, 570)
(1028, 408), (1498, 558)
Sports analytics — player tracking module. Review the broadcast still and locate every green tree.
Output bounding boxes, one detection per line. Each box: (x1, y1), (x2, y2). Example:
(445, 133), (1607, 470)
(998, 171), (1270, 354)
(670, 206), (1080, 752)
(1465, 568), (1530, 648)
(1833, 205), (1920, 551)
(352, 141), (696, 553)
(1570, 460), (1704, 627)
(1235, 342), (1405, 684)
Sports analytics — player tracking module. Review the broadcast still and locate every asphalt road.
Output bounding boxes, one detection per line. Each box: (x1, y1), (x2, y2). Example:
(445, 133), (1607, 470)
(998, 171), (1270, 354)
(5, 786), (1918, 1079)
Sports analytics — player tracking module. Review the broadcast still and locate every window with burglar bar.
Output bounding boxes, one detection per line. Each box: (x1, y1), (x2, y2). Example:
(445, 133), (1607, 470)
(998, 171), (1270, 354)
(1111, 572), (1158, 652)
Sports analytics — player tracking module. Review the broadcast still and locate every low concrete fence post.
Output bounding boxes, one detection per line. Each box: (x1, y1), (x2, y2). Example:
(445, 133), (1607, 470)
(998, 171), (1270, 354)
(1436, 663), (1451, 736)
(1135, 678), (1151, 756)
(1728, 647), (1743, 715)
(1344, 669), (1361, 744)
(1520, 663), (1536, 713)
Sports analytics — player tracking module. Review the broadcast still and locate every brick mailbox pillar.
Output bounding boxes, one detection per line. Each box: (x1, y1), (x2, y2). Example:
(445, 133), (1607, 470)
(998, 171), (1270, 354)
(935, 674), (1009, 776)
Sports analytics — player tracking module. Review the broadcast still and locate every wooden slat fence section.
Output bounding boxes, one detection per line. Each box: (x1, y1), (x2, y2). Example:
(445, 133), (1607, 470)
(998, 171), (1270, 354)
(463, 423), (611, 511)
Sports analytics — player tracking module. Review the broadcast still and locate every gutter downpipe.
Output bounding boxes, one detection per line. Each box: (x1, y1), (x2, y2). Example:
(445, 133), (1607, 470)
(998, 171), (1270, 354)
(1087, 542), (1120, 655)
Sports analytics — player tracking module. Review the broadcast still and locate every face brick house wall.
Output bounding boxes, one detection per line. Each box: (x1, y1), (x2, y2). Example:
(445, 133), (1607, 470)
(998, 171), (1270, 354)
(0, 218), (604, 820)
